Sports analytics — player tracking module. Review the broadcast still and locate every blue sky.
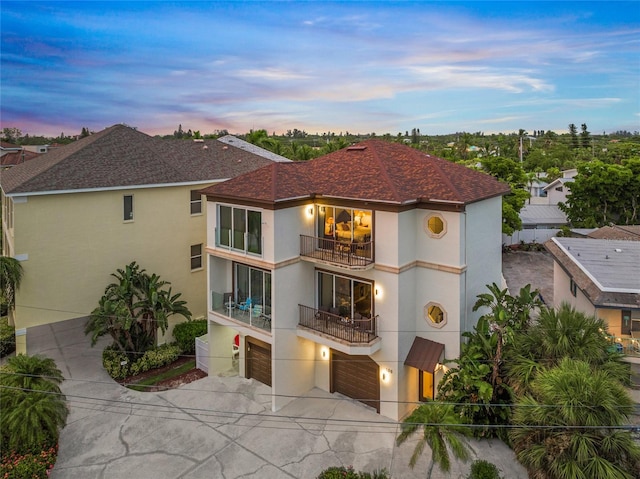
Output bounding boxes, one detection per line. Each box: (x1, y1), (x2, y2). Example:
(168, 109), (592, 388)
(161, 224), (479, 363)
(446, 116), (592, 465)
(1, 1), (639, 137)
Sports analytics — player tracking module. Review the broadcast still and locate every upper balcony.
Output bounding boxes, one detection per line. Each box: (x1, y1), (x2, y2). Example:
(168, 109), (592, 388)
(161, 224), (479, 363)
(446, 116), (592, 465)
(300, 235), (374, 270)
(297, 304), (381, 355)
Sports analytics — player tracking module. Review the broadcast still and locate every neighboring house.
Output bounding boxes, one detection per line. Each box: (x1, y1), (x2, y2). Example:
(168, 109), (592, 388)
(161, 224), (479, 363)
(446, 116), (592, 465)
(201, 140), (509, 420)
(587, 225), (640, 241)
(0, 124), (280, 353)
(217, 135), (291, 162)
(543, 168), (577, 205)
(545, 237), (640, 357)
(503, 204), (568, 246)
(1, 148), (40, 169)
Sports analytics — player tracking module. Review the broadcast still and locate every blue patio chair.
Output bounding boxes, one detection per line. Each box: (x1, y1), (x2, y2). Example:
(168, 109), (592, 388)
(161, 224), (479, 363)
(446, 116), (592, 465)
(238, 297), (253, 315)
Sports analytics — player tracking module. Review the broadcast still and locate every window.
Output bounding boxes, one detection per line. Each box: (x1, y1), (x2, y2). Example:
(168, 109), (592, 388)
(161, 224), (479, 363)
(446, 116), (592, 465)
(190, 244), (202, 270)
(570, 278), (577, 297)
(317, 271), (372, 318)
(424, 302), (447, 328)
(190, 190), (202, 215)
(235, 263), (271, 311)
(217, 205), (262, 254)
(123, 195), (134, 221)
(424, 214), (446, 238)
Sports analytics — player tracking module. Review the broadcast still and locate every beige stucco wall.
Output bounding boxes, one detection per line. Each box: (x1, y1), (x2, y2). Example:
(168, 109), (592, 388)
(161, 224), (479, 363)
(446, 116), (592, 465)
(10, 185), (209, 353)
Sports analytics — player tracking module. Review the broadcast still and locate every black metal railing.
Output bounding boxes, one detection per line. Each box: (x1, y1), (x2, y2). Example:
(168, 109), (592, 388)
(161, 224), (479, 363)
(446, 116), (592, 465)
(298, 304), (378, 343)
(299, 235), (373, 268)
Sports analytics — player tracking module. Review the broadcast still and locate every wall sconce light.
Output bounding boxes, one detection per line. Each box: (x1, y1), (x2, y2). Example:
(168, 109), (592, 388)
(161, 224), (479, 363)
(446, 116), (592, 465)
(320, 347), (329, 360)
(308, 206), (314, 216)
(381, 367), (392, 382)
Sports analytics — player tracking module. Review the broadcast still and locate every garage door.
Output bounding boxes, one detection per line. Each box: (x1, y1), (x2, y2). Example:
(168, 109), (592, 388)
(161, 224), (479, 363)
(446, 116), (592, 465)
(246, 337), (271, 387)
(331, 350), (379, 412)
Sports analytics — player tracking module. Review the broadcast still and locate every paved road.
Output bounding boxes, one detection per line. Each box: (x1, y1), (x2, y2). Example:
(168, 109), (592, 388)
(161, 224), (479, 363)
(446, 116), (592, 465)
(26, 317), (528, 479)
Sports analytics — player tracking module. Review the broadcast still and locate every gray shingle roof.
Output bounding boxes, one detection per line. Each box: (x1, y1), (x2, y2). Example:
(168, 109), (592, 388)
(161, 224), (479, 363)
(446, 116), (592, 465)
(217, 135), (291, 163)
(1, 125), (276, 195)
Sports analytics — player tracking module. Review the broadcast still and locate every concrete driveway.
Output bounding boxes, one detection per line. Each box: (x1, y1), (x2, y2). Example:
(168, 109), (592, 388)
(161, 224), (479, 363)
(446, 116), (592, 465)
(26, 317), (527, 479)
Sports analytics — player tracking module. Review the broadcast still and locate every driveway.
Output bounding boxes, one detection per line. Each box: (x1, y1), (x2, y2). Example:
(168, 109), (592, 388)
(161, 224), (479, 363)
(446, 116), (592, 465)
(27, 317), (528, 479)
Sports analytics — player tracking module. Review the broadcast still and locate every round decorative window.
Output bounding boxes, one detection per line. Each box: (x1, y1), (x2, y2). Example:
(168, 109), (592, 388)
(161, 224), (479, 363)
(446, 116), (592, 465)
(424, 214), (446, 238)
(424, 302), (447, 328)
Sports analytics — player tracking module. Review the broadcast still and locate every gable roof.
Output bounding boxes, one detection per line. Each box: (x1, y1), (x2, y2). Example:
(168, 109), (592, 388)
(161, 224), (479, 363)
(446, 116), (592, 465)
(0, 124), (275, 196)
(201, 140), (509, 208)
(587, 225), (640, 241)
(545, 237), (640, 309)
(1, 149), (40, 167)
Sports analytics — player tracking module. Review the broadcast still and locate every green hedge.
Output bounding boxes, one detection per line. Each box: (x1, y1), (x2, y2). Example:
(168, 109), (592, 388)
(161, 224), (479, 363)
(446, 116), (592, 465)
(102, 343), (182, 380)
(0, 317), (16, 358)
(468, 460), (502, 479)
(317, 467), (390, 479)
(173, 319), (207, 354)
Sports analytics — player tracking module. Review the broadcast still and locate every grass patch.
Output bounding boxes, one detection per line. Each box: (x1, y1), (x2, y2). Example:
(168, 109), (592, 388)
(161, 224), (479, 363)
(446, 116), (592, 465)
(126, 359), (196, 392)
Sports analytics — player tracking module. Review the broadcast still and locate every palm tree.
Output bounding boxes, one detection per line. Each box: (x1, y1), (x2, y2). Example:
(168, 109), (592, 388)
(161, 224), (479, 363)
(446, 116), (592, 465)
(506, 303), (629, 396)
(0, 256), (24, 316)
(396, 401), (471, 478)
(0, 354), (68, 451)
(510, 358), (640, 479)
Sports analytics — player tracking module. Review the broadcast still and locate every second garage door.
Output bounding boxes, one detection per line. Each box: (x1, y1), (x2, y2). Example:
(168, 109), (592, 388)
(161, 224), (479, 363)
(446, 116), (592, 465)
(246, 337), (271, 387)
(331, 350), (380, 412)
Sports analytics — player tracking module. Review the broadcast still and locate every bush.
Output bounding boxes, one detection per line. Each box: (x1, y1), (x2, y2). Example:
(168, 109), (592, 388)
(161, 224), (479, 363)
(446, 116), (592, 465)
(468, 460), (502, 479)
(102, 343), (182, 379)
(0, 444), (57, 479)
(173, 319), (207, 354)
(0, 316), (16, 358)
(128, 343), (181, 376)
(317, 466), (390, 479)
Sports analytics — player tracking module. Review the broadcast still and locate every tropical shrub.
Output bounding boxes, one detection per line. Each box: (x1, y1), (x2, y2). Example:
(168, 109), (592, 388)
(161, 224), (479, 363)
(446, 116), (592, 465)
(316, 466), (390, 479)
(102, 343), (182, 379)
(0, 316), (16, 357)
(173, 319), (207, 354)
(467, 460), (502, 479)
(0, 445), (57, 479)
(0, 355), (67, 455)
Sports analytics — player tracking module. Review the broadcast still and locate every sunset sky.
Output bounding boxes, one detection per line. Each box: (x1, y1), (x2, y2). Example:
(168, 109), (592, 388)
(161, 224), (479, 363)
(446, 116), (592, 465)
(1, 1), (638, 138)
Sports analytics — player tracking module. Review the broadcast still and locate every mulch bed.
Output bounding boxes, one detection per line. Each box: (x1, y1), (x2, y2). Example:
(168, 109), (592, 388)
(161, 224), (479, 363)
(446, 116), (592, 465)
(118, 356), (207, 392)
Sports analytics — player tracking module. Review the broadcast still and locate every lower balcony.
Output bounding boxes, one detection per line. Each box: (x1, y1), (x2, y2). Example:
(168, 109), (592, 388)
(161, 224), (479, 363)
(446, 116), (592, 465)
(297, 304), (380, 355)
(210, 291), (271, 333)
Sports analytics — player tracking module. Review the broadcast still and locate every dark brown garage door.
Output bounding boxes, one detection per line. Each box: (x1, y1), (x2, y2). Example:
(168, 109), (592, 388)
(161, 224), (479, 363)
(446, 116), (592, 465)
(246, 337), (271, 386)
(331, 350), (379, 412)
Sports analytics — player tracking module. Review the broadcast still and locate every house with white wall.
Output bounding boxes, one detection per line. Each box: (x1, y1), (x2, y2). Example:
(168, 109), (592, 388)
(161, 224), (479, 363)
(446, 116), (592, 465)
(201, 140), (509, 420)
(0, 124), (283, 353)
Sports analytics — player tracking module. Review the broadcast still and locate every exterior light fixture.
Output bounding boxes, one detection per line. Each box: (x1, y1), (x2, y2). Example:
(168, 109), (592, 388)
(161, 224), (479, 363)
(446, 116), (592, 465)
(321, 347), (329, 359)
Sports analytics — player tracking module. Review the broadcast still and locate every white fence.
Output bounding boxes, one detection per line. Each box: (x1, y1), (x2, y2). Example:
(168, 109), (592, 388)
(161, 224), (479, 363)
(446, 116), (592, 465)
(502, 228), (560, 246)
(195, 334), (208, 373)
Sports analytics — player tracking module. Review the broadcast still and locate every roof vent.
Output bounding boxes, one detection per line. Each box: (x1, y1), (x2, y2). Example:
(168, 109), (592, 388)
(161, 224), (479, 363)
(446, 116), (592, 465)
(615, 248), (623, 253)
(605, 255), (609, 259)
(347, 145), (367, 151)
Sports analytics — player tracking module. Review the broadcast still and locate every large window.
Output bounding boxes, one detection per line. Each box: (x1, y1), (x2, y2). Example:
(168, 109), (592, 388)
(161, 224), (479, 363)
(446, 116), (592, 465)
(316, 206), (372, 244)
(317, 271), (372, 318)
(123, 195), (134, 221)
(218, 205), (262, 254)
(190, 190), (202, 215)
(235, 264), (271, 311)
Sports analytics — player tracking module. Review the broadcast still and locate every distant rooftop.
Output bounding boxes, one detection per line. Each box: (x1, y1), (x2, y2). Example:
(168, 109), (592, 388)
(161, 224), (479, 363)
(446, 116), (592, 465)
(217, 135), (291, 163)
(520, 204), (567, 226)
(551, 237), (640, 293)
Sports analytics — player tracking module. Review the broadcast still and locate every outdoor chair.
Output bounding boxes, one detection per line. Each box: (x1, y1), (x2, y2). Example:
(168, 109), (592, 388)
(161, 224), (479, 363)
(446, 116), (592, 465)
(238, 297), (253, 315)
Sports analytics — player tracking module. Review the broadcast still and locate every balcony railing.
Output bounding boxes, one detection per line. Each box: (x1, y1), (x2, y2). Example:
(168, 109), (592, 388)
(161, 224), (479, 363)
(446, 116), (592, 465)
(298, 304), (378, 344)
(300, 235), (373, 268)
(606, 335), (640, 358)
(210, 290), (271, 332)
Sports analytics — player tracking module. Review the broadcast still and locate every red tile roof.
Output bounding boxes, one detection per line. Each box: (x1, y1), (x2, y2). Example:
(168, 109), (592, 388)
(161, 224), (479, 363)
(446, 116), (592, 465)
(202, 139), (509, 206)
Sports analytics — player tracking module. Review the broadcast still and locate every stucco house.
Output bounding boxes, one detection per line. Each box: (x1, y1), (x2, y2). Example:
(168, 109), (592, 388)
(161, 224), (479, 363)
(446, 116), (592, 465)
(545, 237), (640, 358)
(1, 124), (283, 353)
(201, 140), (509, 420)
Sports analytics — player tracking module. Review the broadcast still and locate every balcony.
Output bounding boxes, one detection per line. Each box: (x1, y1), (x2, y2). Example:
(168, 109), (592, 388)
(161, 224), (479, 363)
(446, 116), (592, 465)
(607, 335), (640, 359)
(300, 235), (373, 269)
(298, 304), (378, 345)
(210, 291), (271, 333)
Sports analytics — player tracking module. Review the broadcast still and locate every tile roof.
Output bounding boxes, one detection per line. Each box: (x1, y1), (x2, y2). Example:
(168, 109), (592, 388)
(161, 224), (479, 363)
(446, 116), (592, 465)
(587, 225), (640, 241)
(0, 124), (275, 195)
(545, 237), (640, 309)
(1, 149), (40, 167)
(201, 139), (510, 206)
